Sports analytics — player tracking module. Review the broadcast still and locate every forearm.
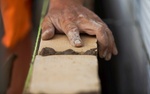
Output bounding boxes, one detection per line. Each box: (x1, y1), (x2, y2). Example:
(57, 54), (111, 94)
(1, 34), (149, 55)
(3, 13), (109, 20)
(50, 0), (84, 3)
(49, 0), (84, 8)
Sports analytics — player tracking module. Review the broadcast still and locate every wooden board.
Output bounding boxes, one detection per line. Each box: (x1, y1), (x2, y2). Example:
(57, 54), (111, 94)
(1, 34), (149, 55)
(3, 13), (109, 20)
(27, 55), (100, 94)
(24, 34), (101, 94)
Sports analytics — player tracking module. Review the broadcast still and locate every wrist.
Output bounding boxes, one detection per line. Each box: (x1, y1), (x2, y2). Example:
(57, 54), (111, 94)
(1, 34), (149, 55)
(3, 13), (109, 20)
(50, 0), (84, 3)
(50, 0), (84, 8)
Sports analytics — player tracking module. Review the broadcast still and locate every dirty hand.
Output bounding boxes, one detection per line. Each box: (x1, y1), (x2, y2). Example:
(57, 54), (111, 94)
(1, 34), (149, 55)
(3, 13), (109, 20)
(41, 0), (118, 61)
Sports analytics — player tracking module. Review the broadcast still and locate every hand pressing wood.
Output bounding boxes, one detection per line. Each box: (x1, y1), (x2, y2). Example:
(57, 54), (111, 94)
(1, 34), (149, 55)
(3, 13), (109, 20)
(41, 0), (118, 61)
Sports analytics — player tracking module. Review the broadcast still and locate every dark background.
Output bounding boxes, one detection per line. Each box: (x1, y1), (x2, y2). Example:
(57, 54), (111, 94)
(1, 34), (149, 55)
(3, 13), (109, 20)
(95, 0), (149, 94)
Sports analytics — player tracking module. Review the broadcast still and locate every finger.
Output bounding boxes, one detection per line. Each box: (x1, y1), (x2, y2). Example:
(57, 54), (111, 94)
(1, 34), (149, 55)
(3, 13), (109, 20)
(61, 22), (83, 47)
(96, 29), (109, 58)
(105, 28), (118, 55)
(105, 53), (112, 61)
(102, 28), (113, 61)
(103, 49), (108, 58)
(67, 30), (83, 47)
(41, 16), (55, 40)
(77, 18), (109, 58)
(113, 43), (118, 55)
(103, 29), (113, 61)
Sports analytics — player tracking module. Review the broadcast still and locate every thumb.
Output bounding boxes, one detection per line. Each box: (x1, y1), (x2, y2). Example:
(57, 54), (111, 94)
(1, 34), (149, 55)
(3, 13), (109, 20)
(41, 16), (55, 40)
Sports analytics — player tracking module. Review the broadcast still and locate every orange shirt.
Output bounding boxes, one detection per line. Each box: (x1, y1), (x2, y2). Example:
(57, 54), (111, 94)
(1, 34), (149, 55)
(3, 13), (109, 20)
(1, 0), (32, 49)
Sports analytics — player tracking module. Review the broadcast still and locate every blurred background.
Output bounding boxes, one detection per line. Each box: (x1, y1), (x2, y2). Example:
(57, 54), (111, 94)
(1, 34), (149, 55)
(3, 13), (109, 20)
(95, 0), (150, 94)
(0, 0), (149, 94)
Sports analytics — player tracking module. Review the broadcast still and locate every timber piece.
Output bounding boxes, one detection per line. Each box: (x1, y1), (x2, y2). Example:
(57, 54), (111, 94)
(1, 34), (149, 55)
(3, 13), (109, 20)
(27, 55), (100, 94)
(38, 34), (97, 55)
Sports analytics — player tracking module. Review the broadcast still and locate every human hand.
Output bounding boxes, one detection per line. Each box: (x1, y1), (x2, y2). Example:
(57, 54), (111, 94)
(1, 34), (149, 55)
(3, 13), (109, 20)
(41, 0), (118, 61)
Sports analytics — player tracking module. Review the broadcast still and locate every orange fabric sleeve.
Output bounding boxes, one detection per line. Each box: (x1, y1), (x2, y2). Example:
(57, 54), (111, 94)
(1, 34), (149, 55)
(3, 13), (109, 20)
(1, 0), (32, 49)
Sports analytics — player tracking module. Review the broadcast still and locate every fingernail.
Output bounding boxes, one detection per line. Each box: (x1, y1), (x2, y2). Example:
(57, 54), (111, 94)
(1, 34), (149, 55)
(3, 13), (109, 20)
(42, 29), (54, 40)
(113, 47), (118, 55)
(74, 40), (82, 47)
(103, 49), (108, 58)
(42, 30), (49, 39)
(106, 53), (111, 61)
(75, 40), (81, 44)
(99, 52), (104, 58)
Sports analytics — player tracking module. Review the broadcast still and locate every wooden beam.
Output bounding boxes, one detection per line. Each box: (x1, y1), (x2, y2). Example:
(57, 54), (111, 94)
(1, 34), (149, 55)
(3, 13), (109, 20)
(27, 55), (100, 94)
(24, 35), (101, 94)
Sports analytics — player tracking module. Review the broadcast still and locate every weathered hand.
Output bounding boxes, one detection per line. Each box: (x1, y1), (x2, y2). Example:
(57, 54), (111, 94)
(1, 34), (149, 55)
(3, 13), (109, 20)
(41, 0), (118, 60)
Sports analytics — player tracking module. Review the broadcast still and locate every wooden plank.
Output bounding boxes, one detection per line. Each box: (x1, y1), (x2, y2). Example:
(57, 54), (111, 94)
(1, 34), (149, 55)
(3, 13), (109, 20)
(24, 34), (101, 94)
(27, 55), (100, 94)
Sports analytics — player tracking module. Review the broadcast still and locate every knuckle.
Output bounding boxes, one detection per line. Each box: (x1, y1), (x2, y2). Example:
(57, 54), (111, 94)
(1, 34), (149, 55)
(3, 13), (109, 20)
(42, 16), (52, 29)
(99, 41), (108, 49)
(97, 26), (103, 31)
(67, 15), (75, 21)
(64, 23), (78, 32)
(78, 14), (86, 19)
(103, 43), (108, 48)
(76, 14), (88, 24)
(109, 31), (113, 35)
(41, 18), (47, 28)
(100, 24), (107, 29)
(94, 23), (106, 32)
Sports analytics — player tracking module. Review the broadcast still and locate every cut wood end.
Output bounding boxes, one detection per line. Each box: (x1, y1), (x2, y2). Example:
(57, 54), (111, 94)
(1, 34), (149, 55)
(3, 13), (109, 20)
(38, 34), (97, 54)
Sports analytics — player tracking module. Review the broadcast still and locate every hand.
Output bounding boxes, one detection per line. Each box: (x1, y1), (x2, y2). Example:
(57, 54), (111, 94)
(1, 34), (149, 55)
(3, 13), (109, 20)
(41, 0), (118, 61)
